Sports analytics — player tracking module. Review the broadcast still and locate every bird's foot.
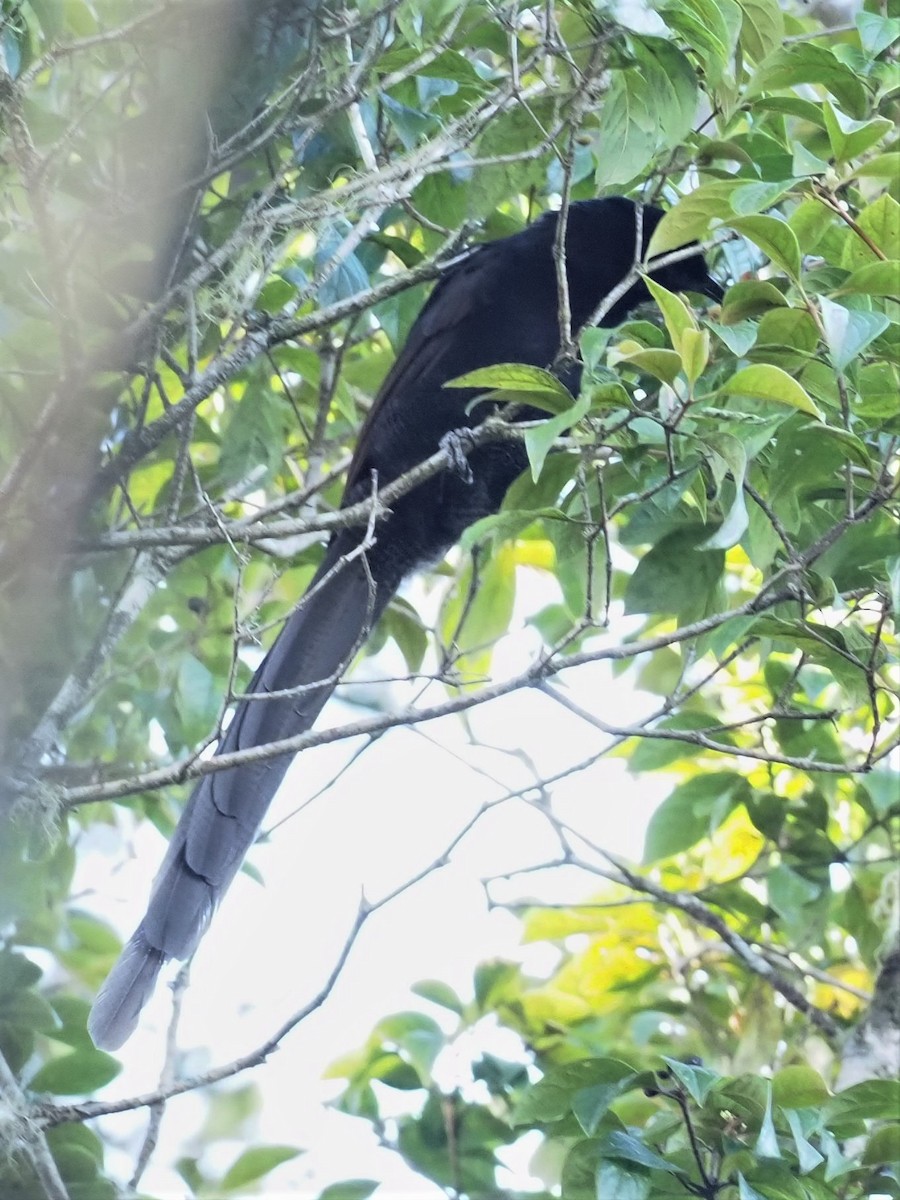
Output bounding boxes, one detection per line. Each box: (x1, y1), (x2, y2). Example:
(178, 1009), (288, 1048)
(439, 428), (477, 484)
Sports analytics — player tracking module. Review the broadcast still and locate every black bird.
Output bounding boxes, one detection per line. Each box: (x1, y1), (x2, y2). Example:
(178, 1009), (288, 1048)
(88, 197), (722, 1049)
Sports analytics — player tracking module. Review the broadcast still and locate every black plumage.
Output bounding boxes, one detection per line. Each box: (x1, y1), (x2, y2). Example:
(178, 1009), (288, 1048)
(88, 197), (721, 1049)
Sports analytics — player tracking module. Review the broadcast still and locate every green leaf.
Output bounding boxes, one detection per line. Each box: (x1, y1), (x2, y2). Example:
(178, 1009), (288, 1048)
(827, 1078), (900, 1121)
(708, 319), (758, 357)
(643, 277), (698, 355)
(0, 989), (59, 1036)
(785, 1109), (825, 1174)
(841, 193), (900, 270)
(855, 151), (900, 180)
(838, 259), (900, 296)
(595, 1160), (651, 1200)
(822, 100), (893, 165)
(597, 1130), (680, 1173)
(819, 296), (890, 373)
(647, 180), (738, 257)
(772, 1065), (830, 1109)
(768, 865), (823, 921)
(661, 1057), (720, 1106)
(217, 389), (284, 492)
(732, 180), (802, 216)
(513, 1058), (636, 1126)
(610, 344), (683, 385)
(719, 280), (789, 325)
(700, 432), (748, 550)
(411, 980), (464, 1015)
(863, 1124), (900, 1168)
(630, 712), (733, 772)
(592, 78), (655, 188)
(524, 395), (590, 481)
(722, 364), (822, 419)
(594, 37), (697, 187)
(643, 772), (751, 863)
(440, 545), (516, 682)
(473, 960), (520, 1012)
(642, 38), (702, 146)
(862, 767), (900, 817)
(661, 0), (741, 85)
(220, 1145), (304, 1192)
(625, 528), (725, 620)
(746, 42), (867, 119)
(737, 0), (785, 63)
(366, 232), (423, 268)
(375, 1012), (444, 1084)
(316, 220), (370, 306)
(67, 913), (122, 957)
(738, 1174), (766, 1200)
(743, 1162), (809, 1199)
(380, 93), (433, 151)
(257, 277), (296, 313)
(682, 328), (711, 385)
(0, 950), (42, 998)
(176, 655), (219, 745)
(572, 1072), (640, 1136)
(856, 11), (900, 59)
(727, 215), (802, 281)
(857, 362), (900, 419)
(444, 363), (573, 413)
(381, 598), (428, 674)
(471, 96), (557, 215)
(316, 1183), (379, 1200)
(29, 1049), (121, 1095)
(754, 306), (819, 372)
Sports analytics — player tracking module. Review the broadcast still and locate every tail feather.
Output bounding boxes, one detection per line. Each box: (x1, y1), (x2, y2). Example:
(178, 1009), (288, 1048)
(88, 543), (390, 1050)
(87, 933), (166, 1054)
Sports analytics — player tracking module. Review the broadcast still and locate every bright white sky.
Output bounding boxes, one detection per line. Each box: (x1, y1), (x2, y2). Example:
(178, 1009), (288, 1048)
(79, 566), (669, 1196)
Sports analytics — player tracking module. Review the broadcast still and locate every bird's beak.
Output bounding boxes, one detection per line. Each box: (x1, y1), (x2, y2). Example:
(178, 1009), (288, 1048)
(700, 275), (725, 304)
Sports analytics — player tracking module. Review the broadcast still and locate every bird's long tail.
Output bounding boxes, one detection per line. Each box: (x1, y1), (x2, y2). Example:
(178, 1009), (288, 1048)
(88, 538), (389, 1050)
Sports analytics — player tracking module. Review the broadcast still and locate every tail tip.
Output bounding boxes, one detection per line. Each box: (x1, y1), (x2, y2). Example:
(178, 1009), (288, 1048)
(87, 931), (167, 1051)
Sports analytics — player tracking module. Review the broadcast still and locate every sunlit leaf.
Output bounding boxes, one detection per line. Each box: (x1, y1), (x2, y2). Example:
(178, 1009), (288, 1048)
(220, 1146), (304, 1192)
(727, 215), (802, 280)
(722, 364), (822, 418)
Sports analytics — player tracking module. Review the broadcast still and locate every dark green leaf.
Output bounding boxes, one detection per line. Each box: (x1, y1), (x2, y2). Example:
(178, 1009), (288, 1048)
(827, 1079), (900, 1121)
(513, 1059), (636, 1126)
(643, 772), (751, 863)
(747, 42), (867, 119)
(595, 1160), (652, 1200)
(624, 528), (725, 619)
(594, 38), (697, 187)
(29, 1050), (121, 1096)
(737, 0), (785, 63)
(661, 1057), (721, 1105)
(597, 1129), (680, 1173)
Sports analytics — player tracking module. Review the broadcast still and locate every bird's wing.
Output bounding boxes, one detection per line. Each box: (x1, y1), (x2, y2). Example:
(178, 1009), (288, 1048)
(343, 240), (499, 496)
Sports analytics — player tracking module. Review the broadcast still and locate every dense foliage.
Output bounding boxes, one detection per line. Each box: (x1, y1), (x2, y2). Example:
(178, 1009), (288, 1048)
(0, 0), (897, 1197)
